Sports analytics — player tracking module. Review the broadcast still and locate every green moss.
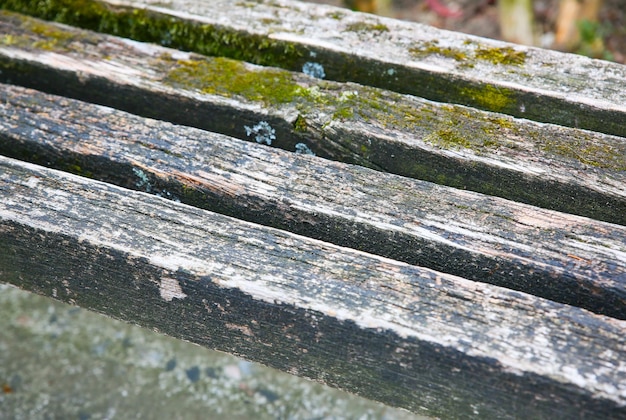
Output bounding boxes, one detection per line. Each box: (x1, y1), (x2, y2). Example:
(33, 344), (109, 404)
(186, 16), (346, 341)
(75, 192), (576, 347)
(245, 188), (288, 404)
(475, 46), (526, 66)
(62, 162), (93, 178)
(1, 33), (20, 46)
(234, 1), (259, 7)
(541, 136), (626, 170)
(345, 22), (389, 33)
(408, 41), (525, 67)
(428, 128), (472, 149)
(164, 57), (304, 105)
(259, 18), (281, 26)
(326, 11), (346, 20)
(419, 109), (513, 153)
(486, 116), (514, 129)
(333, 105), (355, 120)
(27, 20), (74, 40)
(0, 0), (303, 69)
(293, 114), (308, 132)
(460, 84), (514, 113)
(28, 20), (78, 50)
(163, 55), (360, 123)
(332, 90), (359, 119)
(0, 10), (81, 50)
(409, 40), (467, 62)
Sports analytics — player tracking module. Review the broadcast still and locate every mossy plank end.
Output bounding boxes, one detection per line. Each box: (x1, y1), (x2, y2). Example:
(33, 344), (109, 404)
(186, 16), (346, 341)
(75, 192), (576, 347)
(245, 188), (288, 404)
(1, 83), (625, 320)
(0, 12), (624, 226)
(0, 0), (624, 136)
(1, 156), (625, 419)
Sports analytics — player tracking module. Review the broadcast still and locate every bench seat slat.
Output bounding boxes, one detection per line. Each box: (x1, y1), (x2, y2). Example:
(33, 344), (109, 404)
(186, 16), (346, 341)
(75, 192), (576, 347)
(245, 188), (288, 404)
(1, 155), (625, 418)
(2, 83), (625, 320)
(0, 11), (624, 226)
(2, 0), (625, 137)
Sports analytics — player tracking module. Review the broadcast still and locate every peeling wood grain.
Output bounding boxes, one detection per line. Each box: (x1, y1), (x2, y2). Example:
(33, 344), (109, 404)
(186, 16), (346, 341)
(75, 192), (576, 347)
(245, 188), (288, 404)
(1, 156), (625, 419)
(1, 0), (624, 137)
(0, 12), (624, 226)
(1, 83), (625, 319)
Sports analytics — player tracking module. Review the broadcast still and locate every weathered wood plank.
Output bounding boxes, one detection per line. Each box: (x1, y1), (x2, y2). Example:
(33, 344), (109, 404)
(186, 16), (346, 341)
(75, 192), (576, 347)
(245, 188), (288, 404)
(1, 155), (625, 419)
(1, 0), (624, 137)
(2, 83), (625, 319)
(0, 11), (624, 226)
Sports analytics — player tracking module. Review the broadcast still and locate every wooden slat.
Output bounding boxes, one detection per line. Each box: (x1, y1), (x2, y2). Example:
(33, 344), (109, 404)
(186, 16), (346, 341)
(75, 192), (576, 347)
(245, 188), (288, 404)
(2, 83), (625, 320)
(0, 11), (624, 226)
(1, 155), (625, 419)
(1, 0), (624, 137)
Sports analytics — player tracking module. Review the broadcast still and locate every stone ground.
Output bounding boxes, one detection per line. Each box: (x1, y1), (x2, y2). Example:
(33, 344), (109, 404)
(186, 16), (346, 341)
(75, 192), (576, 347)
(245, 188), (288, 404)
(0, 284), (427, 419)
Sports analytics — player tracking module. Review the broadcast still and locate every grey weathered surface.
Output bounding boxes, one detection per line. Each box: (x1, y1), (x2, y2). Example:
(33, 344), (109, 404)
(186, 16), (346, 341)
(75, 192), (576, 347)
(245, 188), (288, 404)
(0, 283), (418, 419)
(1, 1), (626, 417)
(2, 83), (625, 319)
(1, 0), (625, 136)
(0, 11), (625, 225)
(1, 155), (626, 419)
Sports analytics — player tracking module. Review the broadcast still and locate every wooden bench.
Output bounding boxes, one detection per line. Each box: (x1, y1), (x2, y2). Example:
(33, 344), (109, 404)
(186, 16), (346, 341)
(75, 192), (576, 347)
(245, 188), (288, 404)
(0, 1), (625, 418)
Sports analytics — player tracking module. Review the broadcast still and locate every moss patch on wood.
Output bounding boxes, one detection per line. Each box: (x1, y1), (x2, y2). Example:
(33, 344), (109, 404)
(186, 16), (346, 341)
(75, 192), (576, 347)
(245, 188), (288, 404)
(4, 8), (623, 173)
(293, 114), (308, 132)
(344, 21), (389, 33)
(540, 135), (626, 170)
(115, 49), (626, 171)
(0, 10), (86, 50)
(0, 0), (304, 68)
(409, 40), (526, 68)
(160, 50), (522, 157)
(459, 84), (515, 113)
(408, 40), (467, 62)
(475, 46), (527, 66)
(164, 57), (304, 105)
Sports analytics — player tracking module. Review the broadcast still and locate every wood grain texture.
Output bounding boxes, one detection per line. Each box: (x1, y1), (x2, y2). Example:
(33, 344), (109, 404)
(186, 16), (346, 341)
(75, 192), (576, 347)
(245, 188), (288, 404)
(2, 83), (625, 319)
(1, 0), (624, 137)
(1, 155), (625, 419)
(0, 11), (624, 226)
(1, 3), (625, 417)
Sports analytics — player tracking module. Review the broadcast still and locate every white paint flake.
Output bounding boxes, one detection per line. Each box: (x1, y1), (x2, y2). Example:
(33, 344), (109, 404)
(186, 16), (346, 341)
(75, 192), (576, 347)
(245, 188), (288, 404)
(24, 176), (40, 188)
(159, 277), (187, 302)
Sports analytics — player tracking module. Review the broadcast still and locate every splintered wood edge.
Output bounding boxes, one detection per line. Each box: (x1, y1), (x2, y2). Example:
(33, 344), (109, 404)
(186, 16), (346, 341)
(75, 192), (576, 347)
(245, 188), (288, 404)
(2, 83), (625, 320)
(1, 155), (626, 418)
(3, 0), (625, 136)
(0, 13), (624, 225)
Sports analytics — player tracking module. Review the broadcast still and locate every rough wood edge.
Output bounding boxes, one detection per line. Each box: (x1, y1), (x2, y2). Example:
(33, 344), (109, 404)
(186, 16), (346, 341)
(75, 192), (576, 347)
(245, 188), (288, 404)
(0, 0), (624, 136)
(1, 155), (625, 418)
(2, 82), (625, 319)
(0, 12), (624, 226)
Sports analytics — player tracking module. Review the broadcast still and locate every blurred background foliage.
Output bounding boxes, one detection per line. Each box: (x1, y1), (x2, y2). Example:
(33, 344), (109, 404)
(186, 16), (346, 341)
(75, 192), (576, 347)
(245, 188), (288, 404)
(309, 0), (624, 63)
